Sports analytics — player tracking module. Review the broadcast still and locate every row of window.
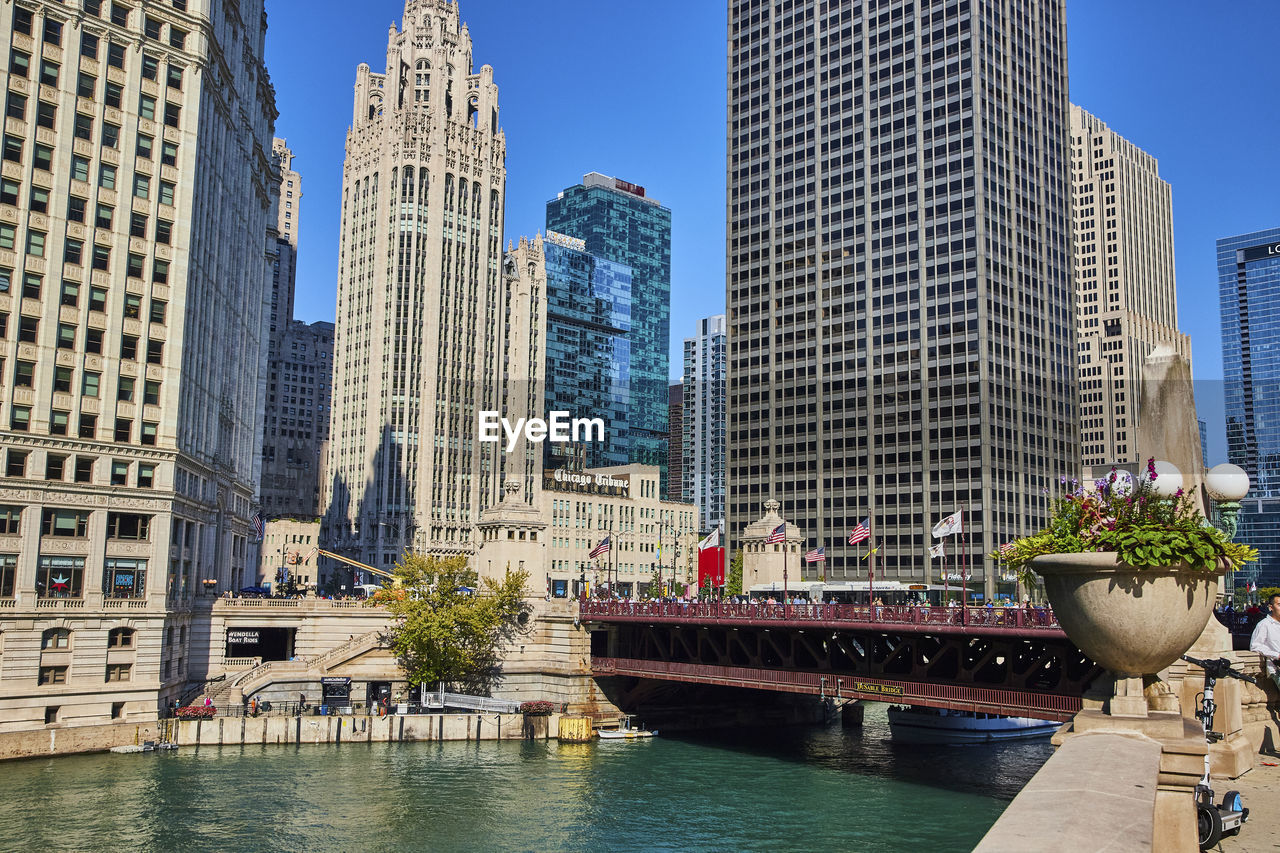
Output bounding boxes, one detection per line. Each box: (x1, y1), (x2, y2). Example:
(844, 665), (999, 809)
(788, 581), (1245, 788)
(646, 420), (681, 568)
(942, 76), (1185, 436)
(39, 663), (132, 685)
(0, 555), (147, 599)
(39, 626), (133, 649)
(9, 362), (162, 402)
(2, 451), (156, 487)
(0, 507), (151, 539)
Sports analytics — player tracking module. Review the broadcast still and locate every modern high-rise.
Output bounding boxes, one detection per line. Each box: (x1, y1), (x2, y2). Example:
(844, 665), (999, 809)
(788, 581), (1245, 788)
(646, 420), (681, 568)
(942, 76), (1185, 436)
(667, 383), (683, 502)
(726, 0), (1077, 596)
(1070, 105), (1189, 470)
(546, 173), (671, 486)
(1219, 227), (1280, 587)
(324, 0), (516, 568)
(0, 0), (276, 727)
(682, 315), (726, 535)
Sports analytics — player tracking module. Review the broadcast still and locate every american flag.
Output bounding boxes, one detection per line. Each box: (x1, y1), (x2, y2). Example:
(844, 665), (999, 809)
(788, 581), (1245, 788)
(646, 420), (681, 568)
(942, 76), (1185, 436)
(251, 512), (264, 541)
(804, 546), (825, 563)
(1000, 542), (1017, 556)
(848, 519), (870, 545)
(765, 523), (786, 544)
(589, 536), (611, 558)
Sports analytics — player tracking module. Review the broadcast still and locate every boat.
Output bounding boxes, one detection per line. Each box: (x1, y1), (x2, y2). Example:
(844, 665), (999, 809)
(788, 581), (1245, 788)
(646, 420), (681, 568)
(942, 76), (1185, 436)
(886, 705), (1059, 744)
(597, 715), (657, 740)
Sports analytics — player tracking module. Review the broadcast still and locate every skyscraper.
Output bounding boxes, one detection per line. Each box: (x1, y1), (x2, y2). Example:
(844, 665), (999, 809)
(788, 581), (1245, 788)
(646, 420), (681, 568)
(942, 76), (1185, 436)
(726, 0), (1076, 596)
(0, 0), (276, 724)
(324, 0), (515, 567)
(546, 173), (672, 487)
(1219, 227), (1280, 587)
(667, 383), (683, 502)
(683, 315), (727, 535)
(1070, 105), (1189, 470)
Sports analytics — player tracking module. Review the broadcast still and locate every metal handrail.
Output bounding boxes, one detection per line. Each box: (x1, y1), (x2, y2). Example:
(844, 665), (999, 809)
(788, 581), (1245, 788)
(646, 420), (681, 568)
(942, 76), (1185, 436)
(578, 600), (1059, 631)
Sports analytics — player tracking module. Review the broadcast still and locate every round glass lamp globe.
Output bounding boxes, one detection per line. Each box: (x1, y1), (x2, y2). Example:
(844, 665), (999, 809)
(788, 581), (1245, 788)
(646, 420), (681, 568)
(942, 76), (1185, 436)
(1149, 461), (1183, 498)
(1205, 463), (1250, 502)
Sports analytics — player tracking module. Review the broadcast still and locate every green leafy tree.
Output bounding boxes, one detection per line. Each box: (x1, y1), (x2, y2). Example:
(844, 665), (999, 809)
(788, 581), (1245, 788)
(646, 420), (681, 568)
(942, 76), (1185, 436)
(648, 567), (665, 599)
(726, 550), (744, 596)
(382, 554), (530, 695)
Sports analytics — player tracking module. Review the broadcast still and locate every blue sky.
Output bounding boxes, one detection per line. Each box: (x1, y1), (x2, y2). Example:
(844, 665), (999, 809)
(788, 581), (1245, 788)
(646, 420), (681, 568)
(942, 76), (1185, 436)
(266, 0), (1279, 462)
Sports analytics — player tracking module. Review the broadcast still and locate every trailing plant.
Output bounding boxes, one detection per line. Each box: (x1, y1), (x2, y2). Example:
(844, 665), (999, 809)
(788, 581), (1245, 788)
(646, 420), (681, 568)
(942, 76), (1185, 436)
(992, 459), (1258, 584)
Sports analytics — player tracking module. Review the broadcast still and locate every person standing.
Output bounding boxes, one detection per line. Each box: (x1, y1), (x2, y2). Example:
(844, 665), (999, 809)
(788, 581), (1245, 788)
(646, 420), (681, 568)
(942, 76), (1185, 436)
(1249, 592), (1280, 692)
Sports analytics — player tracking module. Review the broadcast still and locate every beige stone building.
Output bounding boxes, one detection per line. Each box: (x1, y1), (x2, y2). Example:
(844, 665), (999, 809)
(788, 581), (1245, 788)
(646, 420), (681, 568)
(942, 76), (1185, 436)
(324, 0), (527, 570)
(539, 463), (696, 598)
(256, 518), (320, 589)
(0, 0), (276, 730)
(1071, 104), (1191, 470)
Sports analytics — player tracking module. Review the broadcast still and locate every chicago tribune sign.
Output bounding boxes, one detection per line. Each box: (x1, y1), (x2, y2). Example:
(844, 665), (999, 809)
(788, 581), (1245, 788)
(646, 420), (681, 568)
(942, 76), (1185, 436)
(548, 468), (629, 495)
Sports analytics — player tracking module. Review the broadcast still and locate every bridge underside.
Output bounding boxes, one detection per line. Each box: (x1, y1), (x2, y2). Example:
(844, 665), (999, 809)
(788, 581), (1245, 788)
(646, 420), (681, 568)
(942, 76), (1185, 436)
(590, 623), (1101, 722)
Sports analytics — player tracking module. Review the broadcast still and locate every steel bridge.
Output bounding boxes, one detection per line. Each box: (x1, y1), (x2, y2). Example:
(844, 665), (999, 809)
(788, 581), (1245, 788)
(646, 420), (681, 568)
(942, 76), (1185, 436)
(579, 601), (1101, 722)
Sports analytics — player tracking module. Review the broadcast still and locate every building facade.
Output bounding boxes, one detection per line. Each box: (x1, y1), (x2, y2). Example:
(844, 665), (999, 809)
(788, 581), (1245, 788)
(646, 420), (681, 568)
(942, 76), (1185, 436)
(1219, 227), (1280, 588)
(0, 0), (276, 728)
(324, 0), (515, 569)
(726, 0), (1077, 597)
(545, 172), (671, 487)
(666, 382), (682, 502)
(1070, 105), (1189, 470)
(260, 320), (333, 518)
(256, 517), (320, 589)
(682, 314), (726, 535)
(540, 464), (695, 598)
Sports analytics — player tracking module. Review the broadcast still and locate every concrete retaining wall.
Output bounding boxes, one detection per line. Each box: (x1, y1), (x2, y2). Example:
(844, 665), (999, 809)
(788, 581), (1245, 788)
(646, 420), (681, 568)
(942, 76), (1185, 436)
(0, 719), (167, 761)
(165, 712), (537, 746)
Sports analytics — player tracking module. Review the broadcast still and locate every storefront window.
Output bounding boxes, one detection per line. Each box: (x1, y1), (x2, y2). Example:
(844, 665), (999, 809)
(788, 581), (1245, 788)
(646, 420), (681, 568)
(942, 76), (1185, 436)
(104, 558), (146, 599)
(36, 556), (85, 598)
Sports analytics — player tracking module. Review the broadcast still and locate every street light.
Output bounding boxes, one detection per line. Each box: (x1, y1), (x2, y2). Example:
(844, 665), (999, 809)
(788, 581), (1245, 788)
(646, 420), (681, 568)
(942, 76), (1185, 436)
(1205, 462), (1252, 603)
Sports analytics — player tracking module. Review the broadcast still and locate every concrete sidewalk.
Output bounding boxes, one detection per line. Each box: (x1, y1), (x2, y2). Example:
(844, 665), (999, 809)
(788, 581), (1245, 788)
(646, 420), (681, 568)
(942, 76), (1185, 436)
(1216, 759), (1280, 852)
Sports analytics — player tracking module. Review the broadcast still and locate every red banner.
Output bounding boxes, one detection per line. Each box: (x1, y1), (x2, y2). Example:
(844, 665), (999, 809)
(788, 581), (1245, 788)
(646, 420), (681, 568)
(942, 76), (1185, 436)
(698, 547), (726, 588)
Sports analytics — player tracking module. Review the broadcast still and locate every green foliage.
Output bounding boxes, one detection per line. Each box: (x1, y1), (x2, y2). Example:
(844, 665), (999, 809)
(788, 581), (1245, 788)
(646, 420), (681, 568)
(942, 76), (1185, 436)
(382, 553), (530, 695)
(648, 567), (665, 599)
(726, 550), (744, 596)
(992, 462), (1260, 584)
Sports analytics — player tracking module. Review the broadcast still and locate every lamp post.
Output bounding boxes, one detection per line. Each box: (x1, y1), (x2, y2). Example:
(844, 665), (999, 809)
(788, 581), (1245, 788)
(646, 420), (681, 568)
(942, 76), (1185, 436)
(1205, 463), (1251, 604)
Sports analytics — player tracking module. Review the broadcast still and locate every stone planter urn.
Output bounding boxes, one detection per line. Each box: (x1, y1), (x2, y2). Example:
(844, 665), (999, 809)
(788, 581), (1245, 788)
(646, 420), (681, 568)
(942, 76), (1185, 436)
(1031, 551), (1220, 717)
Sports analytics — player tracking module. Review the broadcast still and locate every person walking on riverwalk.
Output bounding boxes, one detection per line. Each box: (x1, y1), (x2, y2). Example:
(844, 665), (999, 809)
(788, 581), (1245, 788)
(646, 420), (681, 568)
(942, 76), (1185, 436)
(1249, 592), (1280, 692)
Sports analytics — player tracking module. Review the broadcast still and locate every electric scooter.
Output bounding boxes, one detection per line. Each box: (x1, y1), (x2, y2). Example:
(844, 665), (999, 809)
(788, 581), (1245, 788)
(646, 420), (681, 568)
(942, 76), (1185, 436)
(1181, 654), (1256, 850)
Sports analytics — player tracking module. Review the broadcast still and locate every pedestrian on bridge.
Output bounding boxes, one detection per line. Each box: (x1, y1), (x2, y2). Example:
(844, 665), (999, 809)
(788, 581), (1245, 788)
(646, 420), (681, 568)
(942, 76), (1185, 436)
(1249, 591), (1280, 692)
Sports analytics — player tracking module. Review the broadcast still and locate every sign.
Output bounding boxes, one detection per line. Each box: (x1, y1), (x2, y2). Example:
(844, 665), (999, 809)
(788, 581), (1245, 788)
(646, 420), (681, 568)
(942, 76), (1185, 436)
(226, 630), (260, 644)
(545, 230), (586, 252)
(321, 677), (351, 686)
(1241, 242), (1280, 263)
(698, 547), (726, 588)
(613, 178), (646, 198)
(114, 573), (136, 587)
(852, 681), (904, 697)
(548, 468), (630, 495)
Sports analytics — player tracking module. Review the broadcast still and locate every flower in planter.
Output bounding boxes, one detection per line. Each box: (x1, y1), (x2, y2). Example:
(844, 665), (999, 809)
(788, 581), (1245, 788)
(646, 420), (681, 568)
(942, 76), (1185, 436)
(518, 700), (556, 715)
(175, 705), (216, 719)
(993, 460), (1258, 583)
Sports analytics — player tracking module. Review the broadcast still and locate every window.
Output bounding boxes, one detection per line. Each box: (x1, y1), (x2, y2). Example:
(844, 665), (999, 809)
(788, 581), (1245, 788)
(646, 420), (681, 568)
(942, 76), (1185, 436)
(67, 197), (86, 223)
(101, 122), (119, 148)
(137, 464), (154, 488)
(35, 101), (56, 129)
(57, 323), (75, 349)
(39, 60), (60, 87)
(42, 510), (90, 538)
(127, 253), (144, 279)
(60, 281), (80, 307)
(92, 245), (111, 270)
(2, 135), (22, 163)
(144, 17), (161, 39)
(111, 702), (124, 719)
(41, 628), (71, 650)
(117, 376), (134, 402)
(107, 627), (136, 647)
(38, 556), (85, 598)
(13, 7), (32, 35)
(106, 663), (132, 682)
(81, 31), (99, 59)
(85, 329), (103, 355)
(83, 372), (100, 397)
(0, 271), (7, 294)
(39, 666), (68, 686)
(111, 460), (129, 485)
(163, 102), (180, 128)
(6, 449), (28, 477)
(169, 27), (187, 49)
(113, 418), (131, 442)
(140, 421), (157, 446)
(33, 144), (52, 172)
(160, 141), (177, 167)
(14, 360), (34, 388)
(107, 512), (150, 541)
(64, 239), (83, 265)
(44, 706), (60, 723)
(74, 113), (93, 140)
(0, 507), (20, 534)
(129, 214), (148, 240)
(22, 272), (41, 299)
(72, 156), (90, 182)
(120, 335), (138, 360)
(89, 286), (108, 312)
(74, 457), (94, 483)
(18, 316), (38, 343)
(0, 553), (15, 596)
(53, 365), (73, 393)
(149, 300), (166, 324)
(9, 50), (30, 78)
(77, 72), (96, 98)
(104, 81), (123, 109)
(50, 410), (69, 436)
(46, 454), (66, 480)
(26, 230), (46, 257)
(43, 18), (63, 46)
(5, 92), (26, 120)
(84, 0), (103, 15)
(106, 42), (125, 70)
(10, 406), (30, 432)
(159, 181), (175, 206)
(139, 95), (156, 121)
(99, 164), (116, 190)
(166, 65), (183, 90)
(78, 412), (97, 438)
(143, 379), (160, 405)
(96, 204), (114, 229)
(146, 340), (163, 364)
(110, 3), (130, 26)
(0, 179), (18, 205)
(133, 174), (150, 199)
(152, 259), (169, 284)
(136, 134), (152, 160)
(0, 223), (14, 249)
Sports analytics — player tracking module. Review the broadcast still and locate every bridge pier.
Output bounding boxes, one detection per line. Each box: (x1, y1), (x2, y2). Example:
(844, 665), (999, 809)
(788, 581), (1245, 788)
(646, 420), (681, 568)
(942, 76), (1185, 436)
(840, 701), (864, 728)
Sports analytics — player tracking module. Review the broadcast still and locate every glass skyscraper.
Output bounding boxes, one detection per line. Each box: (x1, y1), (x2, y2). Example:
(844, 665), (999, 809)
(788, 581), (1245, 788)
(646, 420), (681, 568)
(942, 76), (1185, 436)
(542, 234), (633, 471)
(1219, 227), (1280, 587)
(546, 173), (672, 490)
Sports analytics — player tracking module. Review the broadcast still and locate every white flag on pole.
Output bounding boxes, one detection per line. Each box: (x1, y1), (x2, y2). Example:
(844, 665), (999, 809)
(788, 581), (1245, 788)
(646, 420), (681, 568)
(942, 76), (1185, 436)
(698, 528), (721, 550)
(929, 543), (945, 559)
(931, 510), (963, 539)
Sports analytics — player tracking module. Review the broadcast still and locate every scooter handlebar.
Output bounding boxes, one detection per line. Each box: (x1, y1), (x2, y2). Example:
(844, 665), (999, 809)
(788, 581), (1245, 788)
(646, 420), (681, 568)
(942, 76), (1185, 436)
(1182, 654), (1259, 686)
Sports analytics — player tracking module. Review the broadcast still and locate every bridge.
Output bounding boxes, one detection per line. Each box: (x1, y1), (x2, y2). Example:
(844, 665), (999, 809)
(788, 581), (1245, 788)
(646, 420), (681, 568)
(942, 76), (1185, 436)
(580, 601), (1102, 722)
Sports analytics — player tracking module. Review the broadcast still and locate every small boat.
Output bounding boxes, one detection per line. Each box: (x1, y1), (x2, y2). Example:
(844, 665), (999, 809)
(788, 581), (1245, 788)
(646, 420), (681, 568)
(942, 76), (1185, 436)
(597, 715), (657, 740)
(887, 705), (1059, 744)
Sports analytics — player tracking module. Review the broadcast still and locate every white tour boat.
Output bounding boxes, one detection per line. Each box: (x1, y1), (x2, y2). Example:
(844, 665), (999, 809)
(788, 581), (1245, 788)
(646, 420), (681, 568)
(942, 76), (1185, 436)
(887, 705), (1060, 744)
(597, 715), (658, 740)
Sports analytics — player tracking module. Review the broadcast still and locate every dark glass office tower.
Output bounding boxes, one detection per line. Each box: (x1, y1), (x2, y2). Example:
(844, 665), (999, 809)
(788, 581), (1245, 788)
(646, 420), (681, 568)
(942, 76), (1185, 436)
(726, 0), (1077, 597)
(542, 234), (633, 471)
(547, 173), (673, 491)
(1219, 227), (1280, 586)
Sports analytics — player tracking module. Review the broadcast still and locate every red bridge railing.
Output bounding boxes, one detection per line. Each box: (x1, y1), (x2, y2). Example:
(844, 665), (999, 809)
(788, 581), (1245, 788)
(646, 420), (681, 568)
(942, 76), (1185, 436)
(578, 599), (1061, 633)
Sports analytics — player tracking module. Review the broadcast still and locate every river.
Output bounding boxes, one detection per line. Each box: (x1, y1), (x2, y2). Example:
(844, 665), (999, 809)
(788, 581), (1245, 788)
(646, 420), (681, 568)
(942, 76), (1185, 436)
(0, 704), (1049, 852)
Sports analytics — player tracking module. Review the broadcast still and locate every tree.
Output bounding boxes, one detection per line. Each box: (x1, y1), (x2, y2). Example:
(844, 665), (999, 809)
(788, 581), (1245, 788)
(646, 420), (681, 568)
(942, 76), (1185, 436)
(648, 566), (665, 599)
(726, 550), (744, 596)
(382, 554), (530, 695)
